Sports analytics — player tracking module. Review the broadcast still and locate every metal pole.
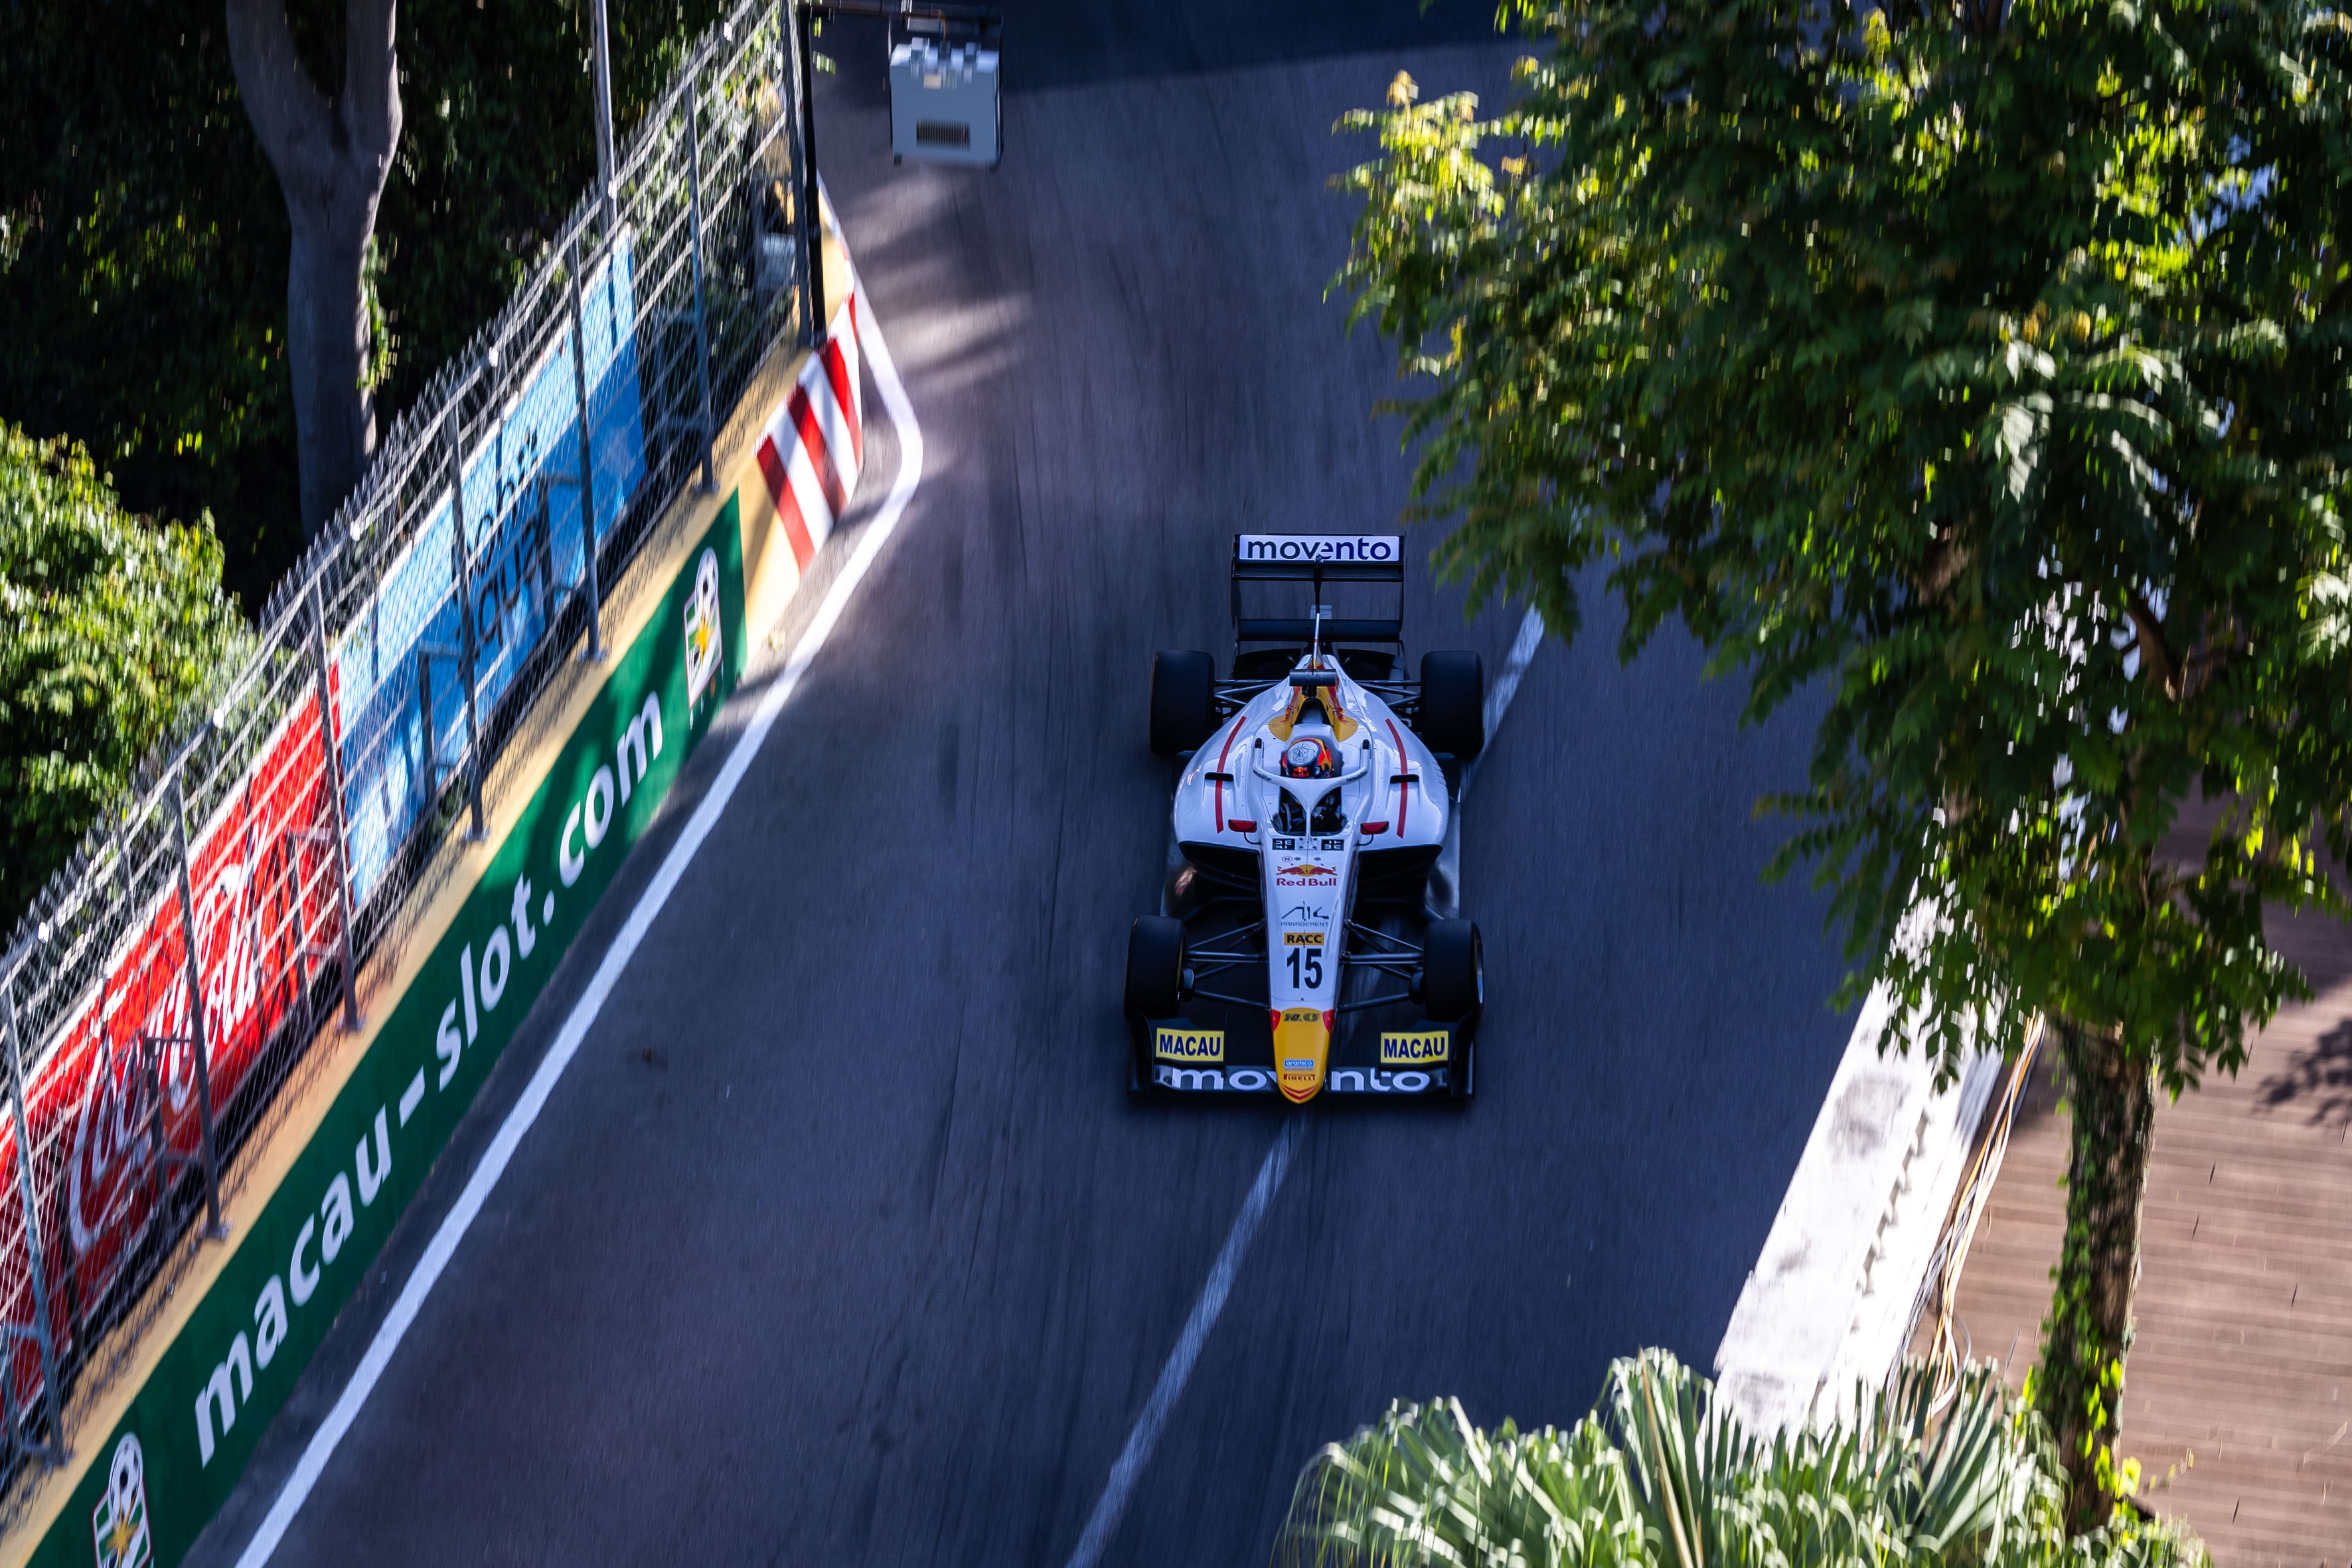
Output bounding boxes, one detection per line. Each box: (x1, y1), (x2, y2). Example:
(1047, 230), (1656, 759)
(109, 813), (133, 907)
(307, 582), (362, 1031)
(591, 0), (618, 234)
(139, 1032), (169, 1221)
(686, 56), (718, 494)
(167, 774), (227, 1241)
(795, 0), (826, 352)
(569, 236), (607, 663)
(3, 961), (67, 1465)
(445, 403), (487, 841)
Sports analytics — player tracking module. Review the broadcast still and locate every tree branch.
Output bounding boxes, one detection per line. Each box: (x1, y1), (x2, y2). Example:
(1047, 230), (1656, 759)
(2126, 591), (2181, 701)
(224, 0), (335, 193)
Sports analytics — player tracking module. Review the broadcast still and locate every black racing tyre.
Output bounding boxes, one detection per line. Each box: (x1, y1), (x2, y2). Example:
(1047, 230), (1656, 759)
(1423, 919), (1484, 1023)
(1125, 916), (1188, 1018)
(1418, 651), (1485, 760)
(1150, 651), (1218, 756)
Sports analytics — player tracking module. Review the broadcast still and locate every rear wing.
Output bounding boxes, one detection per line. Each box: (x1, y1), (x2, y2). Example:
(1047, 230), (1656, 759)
(1231, 534), (1404, 643)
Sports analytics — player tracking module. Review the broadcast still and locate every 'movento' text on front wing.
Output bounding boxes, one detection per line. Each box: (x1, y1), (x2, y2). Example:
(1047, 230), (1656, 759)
(1151, 1063), (1448, 1093)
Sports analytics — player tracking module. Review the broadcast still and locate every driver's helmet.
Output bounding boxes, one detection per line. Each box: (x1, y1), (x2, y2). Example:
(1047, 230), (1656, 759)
(1281, 734), (1340, 779)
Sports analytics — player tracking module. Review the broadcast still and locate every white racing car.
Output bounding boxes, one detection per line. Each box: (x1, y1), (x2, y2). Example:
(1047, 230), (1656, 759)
(1125, 534), (1485, 1103)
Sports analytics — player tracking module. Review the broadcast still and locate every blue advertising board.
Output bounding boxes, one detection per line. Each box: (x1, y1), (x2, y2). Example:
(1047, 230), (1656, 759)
(335, 234), (647, 900)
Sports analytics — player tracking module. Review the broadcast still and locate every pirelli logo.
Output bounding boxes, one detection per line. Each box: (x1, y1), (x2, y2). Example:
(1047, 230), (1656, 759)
(1283, 931), (1324, 946)
(1154, 1027), (1225, 1063)
(1379, 1030), (1450, 1065)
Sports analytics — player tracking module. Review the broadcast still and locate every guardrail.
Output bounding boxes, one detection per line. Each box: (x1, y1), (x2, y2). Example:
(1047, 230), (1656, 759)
(0, 0), (815, 1514)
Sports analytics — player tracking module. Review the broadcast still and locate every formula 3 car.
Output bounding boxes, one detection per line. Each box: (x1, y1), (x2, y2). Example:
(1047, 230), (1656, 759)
(1125, 534), (1485, 1103)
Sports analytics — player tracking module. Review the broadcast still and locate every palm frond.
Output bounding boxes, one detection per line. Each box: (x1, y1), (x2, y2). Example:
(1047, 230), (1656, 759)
(1276, 1352), (2207, 1568)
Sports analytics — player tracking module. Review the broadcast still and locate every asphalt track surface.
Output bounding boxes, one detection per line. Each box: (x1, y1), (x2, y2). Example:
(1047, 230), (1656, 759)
(192, 8), (1857, 1564)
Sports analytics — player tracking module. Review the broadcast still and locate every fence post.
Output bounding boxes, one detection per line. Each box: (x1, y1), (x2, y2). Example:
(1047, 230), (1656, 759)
(445, 400), (487, 841)
(568, 235), (607, 663)
(168, 772), (228, 1241)
(308, 579), (363, 1031)
(2, 951), (68, 1466)
(686, 52), (718, 494)
(591, 0), (618, 236)
(793, 0), (826, 353)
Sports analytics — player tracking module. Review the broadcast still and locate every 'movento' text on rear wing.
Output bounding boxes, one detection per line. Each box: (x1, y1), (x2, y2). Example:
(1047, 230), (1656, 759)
(1234, 534), (1401, 565)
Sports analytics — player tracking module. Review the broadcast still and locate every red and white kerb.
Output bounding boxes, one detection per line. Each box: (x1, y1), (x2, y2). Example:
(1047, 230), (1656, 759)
(753, 277), (867, 570)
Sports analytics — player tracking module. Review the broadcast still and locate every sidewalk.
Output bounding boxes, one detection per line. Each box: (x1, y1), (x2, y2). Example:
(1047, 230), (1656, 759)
(1940, 904), (2352, 1565)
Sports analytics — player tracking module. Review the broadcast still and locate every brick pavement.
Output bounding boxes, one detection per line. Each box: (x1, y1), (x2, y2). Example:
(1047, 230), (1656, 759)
(1942, 905), (2352, 1565)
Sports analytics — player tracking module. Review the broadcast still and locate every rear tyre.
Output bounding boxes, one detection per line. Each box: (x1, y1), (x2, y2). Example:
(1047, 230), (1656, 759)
(1150, 651), (1217, 756)
(1418, 651), (1485, 760)
(1125, 916), (1188, 1018)
(1423, 919), (1483, 1023)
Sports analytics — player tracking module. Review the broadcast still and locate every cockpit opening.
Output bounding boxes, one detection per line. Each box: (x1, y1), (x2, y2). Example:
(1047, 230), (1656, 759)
(1309, 788), (1346, 836)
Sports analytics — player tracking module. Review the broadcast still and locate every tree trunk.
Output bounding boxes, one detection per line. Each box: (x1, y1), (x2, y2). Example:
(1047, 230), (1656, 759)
(226, 0), (402, 540)
(2035, 1016), (2157, 1532)
(285, 193), (378, 536)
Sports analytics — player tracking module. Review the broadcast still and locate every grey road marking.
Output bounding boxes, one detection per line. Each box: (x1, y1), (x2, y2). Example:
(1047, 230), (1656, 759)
(1062, 1117), (1306, 1568)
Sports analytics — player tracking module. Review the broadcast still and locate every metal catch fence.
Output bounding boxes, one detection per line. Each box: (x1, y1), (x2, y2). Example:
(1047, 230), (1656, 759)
(0, 0), (817, 1515)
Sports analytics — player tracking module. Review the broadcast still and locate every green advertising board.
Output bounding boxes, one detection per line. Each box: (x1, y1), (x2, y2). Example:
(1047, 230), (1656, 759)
(46, 497), (748, 1568)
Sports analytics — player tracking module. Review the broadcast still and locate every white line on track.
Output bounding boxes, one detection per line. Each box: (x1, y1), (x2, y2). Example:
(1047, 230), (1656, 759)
(1061, 604), (1545, 1568)
(1486, 607), (1547, 742)
(1063, 1117), (1306, 1568)
(233, 292), (925, 1567)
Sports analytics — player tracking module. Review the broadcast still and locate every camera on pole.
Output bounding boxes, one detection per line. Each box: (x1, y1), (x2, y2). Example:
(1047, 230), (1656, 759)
(792, 0), (1003, 350)
(888, 10), (1002, 169)
(796, 1), (1006, 170)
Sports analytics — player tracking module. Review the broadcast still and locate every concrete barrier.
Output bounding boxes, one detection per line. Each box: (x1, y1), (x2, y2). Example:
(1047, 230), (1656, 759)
(1713, 983), (2004, 1435)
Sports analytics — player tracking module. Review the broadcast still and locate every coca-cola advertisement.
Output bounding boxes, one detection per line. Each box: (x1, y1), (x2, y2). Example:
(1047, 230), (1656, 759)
(1, 686), (340, 1413)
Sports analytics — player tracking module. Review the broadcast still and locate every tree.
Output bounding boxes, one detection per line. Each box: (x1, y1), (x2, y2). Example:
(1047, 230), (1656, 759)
(226, 0), (403, 539)
(0, 1), (302, 612)
(0, 0), (730, 603)
(0, 426), (246, 931)
(1278, 1351), (2206, 1567)
(1336, 0), (2352, 1528)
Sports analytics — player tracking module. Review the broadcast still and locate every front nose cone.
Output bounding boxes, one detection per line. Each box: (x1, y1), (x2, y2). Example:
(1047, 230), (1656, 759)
(1273, 1008), (1333, 1102)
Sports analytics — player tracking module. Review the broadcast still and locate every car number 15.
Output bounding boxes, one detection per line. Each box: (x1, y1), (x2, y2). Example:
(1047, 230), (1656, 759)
(1285, 947), (1324, 986)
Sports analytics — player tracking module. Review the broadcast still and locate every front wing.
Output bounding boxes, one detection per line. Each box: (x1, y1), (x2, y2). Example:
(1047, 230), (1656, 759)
(1130, 1012), (1475, 1098)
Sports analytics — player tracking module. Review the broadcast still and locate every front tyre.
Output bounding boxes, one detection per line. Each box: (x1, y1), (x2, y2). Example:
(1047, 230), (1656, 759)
(1417, 651), (1486, 761)
(1149, 651), (1217, 756)
(1125, 915), (1188, 1018)
(1423, 919), (1483, 1023)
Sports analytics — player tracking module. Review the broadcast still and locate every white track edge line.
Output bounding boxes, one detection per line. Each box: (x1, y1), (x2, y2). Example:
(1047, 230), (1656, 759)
(1459, 606), (1545, 799)
(234, 286), (924, 1568)
(1486, 607), (1545, 740)
(1062, 1117), (1306, 1568)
